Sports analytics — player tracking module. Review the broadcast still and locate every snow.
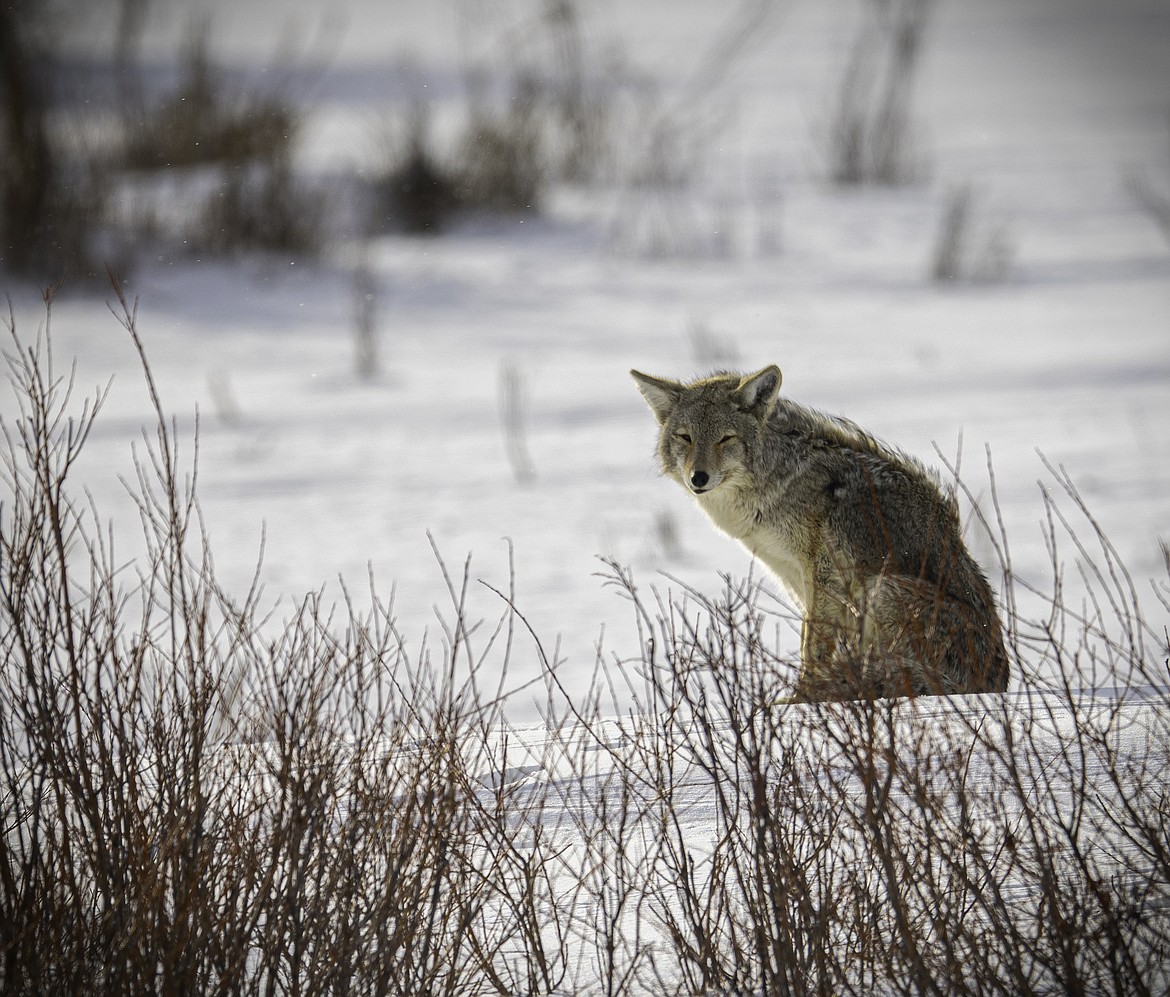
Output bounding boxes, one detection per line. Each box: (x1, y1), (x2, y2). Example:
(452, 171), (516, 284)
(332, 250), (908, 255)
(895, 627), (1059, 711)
(6, 0), (1170, 718)
(13, 3), (1170, 655)
(4, 0), (1170, 991)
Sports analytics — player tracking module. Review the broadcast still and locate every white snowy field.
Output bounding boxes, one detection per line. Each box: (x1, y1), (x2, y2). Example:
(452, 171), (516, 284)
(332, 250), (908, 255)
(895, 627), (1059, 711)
(4, 0), (1169, 717)
(4, 0), (1170, 992)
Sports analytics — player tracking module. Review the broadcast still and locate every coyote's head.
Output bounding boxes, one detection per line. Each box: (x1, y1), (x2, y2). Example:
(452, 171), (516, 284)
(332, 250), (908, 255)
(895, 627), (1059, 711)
(630, 366), (782, 495)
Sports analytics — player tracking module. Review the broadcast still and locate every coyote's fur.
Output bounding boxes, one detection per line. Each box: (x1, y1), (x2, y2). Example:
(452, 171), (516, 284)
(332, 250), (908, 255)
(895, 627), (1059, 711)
(631, 365), (1010, 701)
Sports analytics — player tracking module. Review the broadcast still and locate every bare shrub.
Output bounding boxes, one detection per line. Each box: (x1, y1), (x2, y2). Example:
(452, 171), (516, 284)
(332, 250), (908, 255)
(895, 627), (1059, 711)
(110, 18), (325, 258)
(369, 78), (543, 234)
(499, 359), (536, 485)
(533, 0), (613, 183)
(370, 97), (463, 236)
(0, 5), (108, 280)
(1127, 146), (1170, 248)
(573, 449), (1170, 995)
(118, 23), (297, 171)
(931, 182), (1014, 283)
(352, 242), (380, 379)
(457, 77), (546, 215)
(0, 287), (566, 995)
(370, 0), (612, 234)
(193, 158), (326, 256)
(2, 285), (1167, 996)
(371, 1), (776, 248)
(454, 0), (614, 186)
(378, 144), (461, 234)
(604, 2), (779, 260)
(825, 0), (934, 186)
(653, 509), (682, 561)
(1130, 174), (1170, 244)
(687, 315), (740, 368)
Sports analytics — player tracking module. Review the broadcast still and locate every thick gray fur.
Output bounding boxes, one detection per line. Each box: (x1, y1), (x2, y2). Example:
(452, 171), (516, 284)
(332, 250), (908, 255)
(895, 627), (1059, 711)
(631, 365), (1011, 701)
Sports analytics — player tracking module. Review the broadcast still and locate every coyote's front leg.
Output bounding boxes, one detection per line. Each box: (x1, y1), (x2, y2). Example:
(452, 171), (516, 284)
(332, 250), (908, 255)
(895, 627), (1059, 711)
(792, 585), (852, 702)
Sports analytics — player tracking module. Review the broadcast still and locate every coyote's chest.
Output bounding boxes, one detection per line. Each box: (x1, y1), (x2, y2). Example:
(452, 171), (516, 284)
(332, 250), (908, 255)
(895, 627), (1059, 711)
(695, 487), (811, 609)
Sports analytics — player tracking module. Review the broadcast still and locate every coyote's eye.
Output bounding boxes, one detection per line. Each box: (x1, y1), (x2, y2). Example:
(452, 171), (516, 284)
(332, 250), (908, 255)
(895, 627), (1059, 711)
(676, 432), (692, 444)
(719, 434), (736, 445)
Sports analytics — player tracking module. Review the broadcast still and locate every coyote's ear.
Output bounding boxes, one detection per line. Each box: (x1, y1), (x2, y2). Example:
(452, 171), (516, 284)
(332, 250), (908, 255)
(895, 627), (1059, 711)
(630, 370), (681, 425)
(736, 365), (782, 416)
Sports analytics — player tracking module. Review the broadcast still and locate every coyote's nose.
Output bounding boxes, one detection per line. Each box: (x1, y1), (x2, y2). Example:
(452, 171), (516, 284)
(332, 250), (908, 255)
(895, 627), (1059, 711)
(690, 470), (709, 491)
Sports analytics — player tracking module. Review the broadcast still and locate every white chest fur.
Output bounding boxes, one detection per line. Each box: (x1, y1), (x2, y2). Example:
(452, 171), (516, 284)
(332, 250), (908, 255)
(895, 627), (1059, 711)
(695, 488), (810, 609)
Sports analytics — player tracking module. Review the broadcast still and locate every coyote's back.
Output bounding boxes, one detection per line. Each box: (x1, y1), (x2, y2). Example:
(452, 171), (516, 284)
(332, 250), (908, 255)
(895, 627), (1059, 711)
(631, 365), (1010, 701)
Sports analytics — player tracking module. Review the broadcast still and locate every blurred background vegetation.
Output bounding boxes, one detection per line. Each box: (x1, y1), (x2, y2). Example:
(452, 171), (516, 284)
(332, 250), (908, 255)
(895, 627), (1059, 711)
(3, 0), (1040, 285)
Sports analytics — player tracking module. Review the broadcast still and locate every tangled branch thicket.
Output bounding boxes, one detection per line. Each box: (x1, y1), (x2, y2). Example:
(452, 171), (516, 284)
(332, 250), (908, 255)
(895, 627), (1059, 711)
(2, 293), (1168, 995)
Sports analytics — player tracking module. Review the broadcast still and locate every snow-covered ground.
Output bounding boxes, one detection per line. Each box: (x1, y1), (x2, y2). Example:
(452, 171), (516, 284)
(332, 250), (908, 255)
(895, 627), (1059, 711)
(5, 0), (1169, 720)
(4, 1), (1170, 992)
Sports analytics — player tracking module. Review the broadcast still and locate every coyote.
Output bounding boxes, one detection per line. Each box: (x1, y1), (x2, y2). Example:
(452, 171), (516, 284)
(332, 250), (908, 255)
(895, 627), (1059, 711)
(631, 365), (1010, 701)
